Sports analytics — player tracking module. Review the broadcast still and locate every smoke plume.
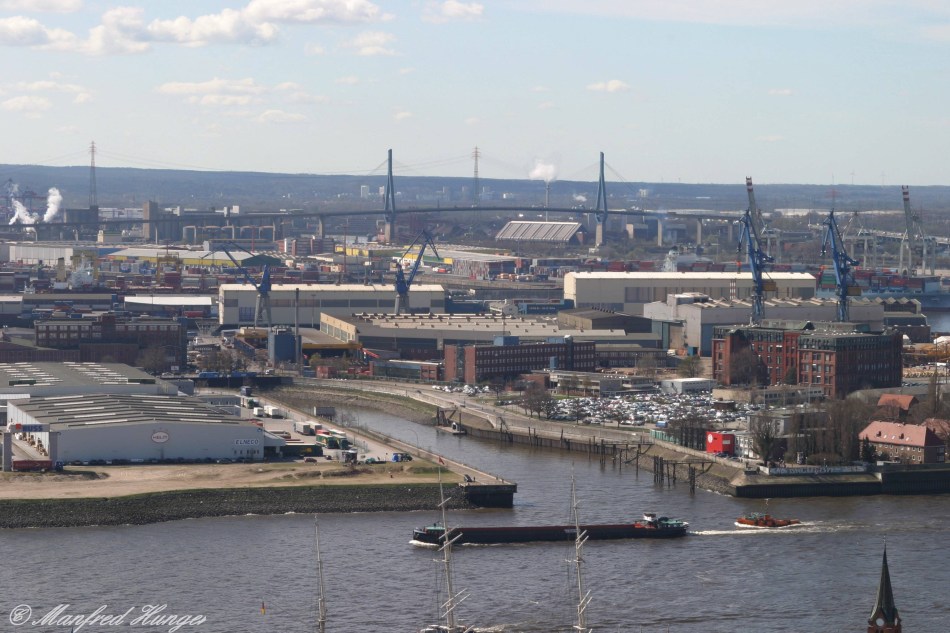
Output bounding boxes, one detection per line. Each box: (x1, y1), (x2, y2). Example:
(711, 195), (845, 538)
(529, 160), (558, 183)
(9, 200), (38, 225)
(43, 187), (62, 223)
(573, 194), (587, 203)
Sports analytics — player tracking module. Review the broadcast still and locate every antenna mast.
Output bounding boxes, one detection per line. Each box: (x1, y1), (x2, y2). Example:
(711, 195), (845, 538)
(88, 141), (98, 209)
(472, 146), (480, 207)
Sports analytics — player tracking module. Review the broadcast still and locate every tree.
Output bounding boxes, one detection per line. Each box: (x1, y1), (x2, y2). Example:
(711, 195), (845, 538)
(729, 347), (766, 386)
(522, 382), (553, 418)
(677, 355), (702, 378)
(137, 346), (168, 374)
(824, 398), (874, 464)
(861, 437), (878, 463)
(749, 416), (780, 465)
(489, 377), (506, 402)
(638, 354), (658, 380)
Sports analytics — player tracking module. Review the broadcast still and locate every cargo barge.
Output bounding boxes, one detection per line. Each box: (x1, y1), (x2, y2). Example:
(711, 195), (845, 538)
(411, 512), (688, 546)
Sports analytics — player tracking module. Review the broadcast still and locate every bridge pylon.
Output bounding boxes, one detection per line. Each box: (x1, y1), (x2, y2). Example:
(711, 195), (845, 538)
(594, 152), (608, 247)
(382, 148), (397, 243)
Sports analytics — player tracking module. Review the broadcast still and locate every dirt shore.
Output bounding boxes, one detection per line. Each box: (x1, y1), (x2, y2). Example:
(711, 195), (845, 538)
(0, 461), (454, 500)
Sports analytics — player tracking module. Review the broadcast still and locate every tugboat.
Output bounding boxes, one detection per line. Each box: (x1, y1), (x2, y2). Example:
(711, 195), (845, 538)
(735, 500), (800, 528)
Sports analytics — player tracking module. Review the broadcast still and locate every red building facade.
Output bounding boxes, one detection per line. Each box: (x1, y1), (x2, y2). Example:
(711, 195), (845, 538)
(712, 321), (902, 398)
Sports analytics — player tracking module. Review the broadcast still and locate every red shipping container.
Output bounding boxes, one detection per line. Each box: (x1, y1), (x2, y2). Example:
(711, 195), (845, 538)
(705, 431), (735, 455)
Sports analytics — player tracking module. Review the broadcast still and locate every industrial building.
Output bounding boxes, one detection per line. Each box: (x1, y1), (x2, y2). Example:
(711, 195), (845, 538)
(494, 221), (586, 246)
(4, 393), (281, 465)
(34, 314), (187, 371)
(0, 362), (177, 424)
(712, 320), (903, 398)
(643, 293), (886, 356)
(320, 312), (655, 362)
(444, 337), (596, 383)
(563, 271), (817, 315)
(218, 283), (446, 327)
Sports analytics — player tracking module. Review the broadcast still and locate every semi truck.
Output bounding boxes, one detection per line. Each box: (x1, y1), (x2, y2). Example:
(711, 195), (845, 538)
(294, 420), (317, 436)
(263, 405), (282, 418)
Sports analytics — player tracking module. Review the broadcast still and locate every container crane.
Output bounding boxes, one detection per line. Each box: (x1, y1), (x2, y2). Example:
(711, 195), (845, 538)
(899, 185), (935, 276)
(737, 177), (775, 325)
(216, 243), (272, 329)
(394, 229), (440, 315)
(821, 208), (861, 322)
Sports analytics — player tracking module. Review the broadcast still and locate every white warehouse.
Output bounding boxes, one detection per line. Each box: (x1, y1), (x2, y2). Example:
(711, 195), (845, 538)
(6, 393), (282, 464)
(564, 271), (817, 315)
(218, 283), (446, 327)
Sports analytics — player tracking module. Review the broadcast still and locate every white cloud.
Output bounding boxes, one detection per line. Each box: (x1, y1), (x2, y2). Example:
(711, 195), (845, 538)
(347, 30), (395, 56)
(157, 77), (266, 96)
(191, 94), (255, 106)
(2, 78), (92, 105)
(538, 101), (554, 110)
(423, 0), (484, 23)
(243, 0), (390, 24)
(304, 42), (325, 55)
(393, 110), (412, 120)
(464, 116), (480, 125)
(1, 94), (52, 117)
(586, 79), (629, 93)
(335, 75), (360, 85)
(0, 0), (390, 55)
(398, 67), (415, 75)
(0, 15), (76, 47)
(72, 92), (91, 103)
(0, 0), (82, 12)
(769, 88), (794, 96)
(55, 124), (79, 133)
(531, 85), (550, 93)
(757, 135), (785, 142)
(258, 109), (306, 123)
(528, 1), (924, 29)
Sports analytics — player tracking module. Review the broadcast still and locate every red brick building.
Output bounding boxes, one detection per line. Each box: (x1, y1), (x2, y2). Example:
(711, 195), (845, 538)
(712, 320), (902, 398)
(859, 420), (946, 464)
(35, 314), (187, 371)
(444, 338), (595, 384)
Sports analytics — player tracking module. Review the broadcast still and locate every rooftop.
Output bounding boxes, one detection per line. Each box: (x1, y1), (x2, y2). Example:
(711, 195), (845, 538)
(0, 362), (158, 390)
(569, 271), (816, 281)
(11, 393), (250, 429)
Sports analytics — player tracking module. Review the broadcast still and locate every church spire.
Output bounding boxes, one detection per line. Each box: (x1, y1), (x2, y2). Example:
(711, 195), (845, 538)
(867, 546), (901, 633)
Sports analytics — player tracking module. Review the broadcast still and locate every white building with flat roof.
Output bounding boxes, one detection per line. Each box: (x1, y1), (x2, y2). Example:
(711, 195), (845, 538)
(6, 393), (281, 464)
(218, 283), (446, 327)
(564, 271), (817, 315)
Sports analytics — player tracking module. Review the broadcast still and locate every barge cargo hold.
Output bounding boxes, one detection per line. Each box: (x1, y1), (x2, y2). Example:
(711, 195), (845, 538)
(411, 513), (688, 546)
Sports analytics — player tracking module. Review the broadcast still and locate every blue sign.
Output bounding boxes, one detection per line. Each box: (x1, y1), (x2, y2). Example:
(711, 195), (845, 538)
(21, 424), (45, 432)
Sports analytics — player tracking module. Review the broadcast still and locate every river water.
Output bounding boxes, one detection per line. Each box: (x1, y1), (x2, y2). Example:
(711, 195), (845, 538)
(1, 407), (948, 633)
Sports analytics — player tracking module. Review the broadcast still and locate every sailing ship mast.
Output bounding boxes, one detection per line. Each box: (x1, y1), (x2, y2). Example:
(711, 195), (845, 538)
(315, 522), (327, 633)
(571, 475), (592, 633)
(423, 469), (473, 633)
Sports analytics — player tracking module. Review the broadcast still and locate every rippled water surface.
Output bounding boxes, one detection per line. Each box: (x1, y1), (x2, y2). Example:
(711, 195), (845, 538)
(1, 406), (948, 633)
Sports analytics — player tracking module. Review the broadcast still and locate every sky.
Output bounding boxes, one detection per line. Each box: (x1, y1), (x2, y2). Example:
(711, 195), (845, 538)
(1, 0), (950, 186)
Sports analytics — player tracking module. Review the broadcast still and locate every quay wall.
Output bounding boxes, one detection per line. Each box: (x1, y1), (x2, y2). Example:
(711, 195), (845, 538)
(0, 483), (473, 530)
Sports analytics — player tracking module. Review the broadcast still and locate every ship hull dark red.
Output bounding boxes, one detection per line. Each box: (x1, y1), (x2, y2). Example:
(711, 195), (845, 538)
(412, 522), (688, 546)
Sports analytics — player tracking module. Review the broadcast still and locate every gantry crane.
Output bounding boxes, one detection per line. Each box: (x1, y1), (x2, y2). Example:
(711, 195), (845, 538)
(394, 229), (440, 315)
(821, 208), (861, 322)
(217, 243), (272, 329)
(737, 177), (775, 325)
(899, 185), (936, 276)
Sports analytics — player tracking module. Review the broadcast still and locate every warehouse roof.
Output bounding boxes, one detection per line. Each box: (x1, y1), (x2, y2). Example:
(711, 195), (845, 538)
(11, 393), (251, 429)
(495, 221), (583, 243)
(125, 295), (215, 307)
(0, 362), (158, 390)
(568, 271), (816, 281)
(219, 283), (445, 292)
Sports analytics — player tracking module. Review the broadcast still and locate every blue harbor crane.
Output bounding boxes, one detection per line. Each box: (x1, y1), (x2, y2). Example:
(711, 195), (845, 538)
(216, 243), (272, 329)
(821, 208), (860, 322)
(737, 177), (774, 325)
(394, 229), (440, 315)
